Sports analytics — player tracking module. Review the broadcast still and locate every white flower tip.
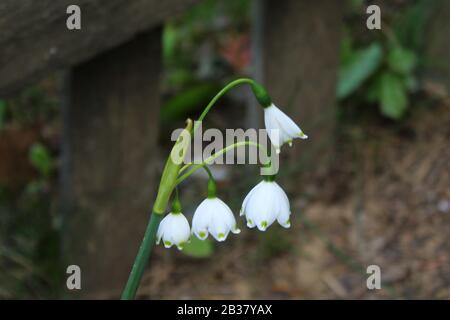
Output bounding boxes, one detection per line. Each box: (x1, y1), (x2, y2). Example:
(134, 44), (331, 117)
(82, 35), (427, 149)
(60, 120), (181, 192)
(177, 241), (188, 251)
(216, 232), (227, 242)
(280, 220), (291, 229)
(288, 140), (293, 147)
(197, 231), (208, 240)
(246, 219), (255, 228)
(299, 132), (308, 139)
(258, 221), (269, 231)
(163, 240), (172, 248)
(232, 228), (241, 234)
(275, 148), (281, 154)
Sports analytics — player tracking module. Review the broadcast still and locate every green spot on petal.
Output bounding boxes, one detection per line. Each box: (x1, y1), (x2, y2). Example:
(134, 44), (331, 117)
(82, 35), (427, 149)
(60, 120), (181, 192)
(261, 221), (268, 228)
(164, 240), (172, 246)
(218, 233), (225, 239)
(199, 231), (206, 238)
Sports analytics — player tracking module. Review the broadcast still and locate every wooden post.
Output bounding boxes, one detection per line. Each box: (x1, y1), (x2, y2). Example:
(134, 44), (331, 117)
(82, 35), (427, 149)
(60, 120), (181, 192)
(261, 0), (343, 173)
(61, 29), (161, 298)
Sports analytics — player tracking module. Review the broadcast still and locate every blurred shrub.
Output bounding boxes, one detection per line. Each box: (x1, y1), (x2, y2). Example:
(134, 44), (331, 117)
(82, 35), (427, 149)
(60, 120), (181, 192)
(161, 83), (222, 122)
(29, 143), (53, 179)
(161, 0), (251, 123)
(338, 0), (436, 120)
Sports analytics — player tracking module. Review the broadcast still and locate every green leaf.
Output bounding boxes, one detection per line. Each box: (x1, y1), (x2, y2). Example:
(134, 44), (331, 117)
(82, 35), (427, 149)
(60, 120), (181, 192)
(365, 73), (383, 103)
(387, 46), (417, 75)
(29, 143), (53, 178)
(182, 236), (214, 258)
(340, 31), (354, 64)
(380, 72), (408, 120)
(337, 43), (383, 99)
(161, 83), (221, 122)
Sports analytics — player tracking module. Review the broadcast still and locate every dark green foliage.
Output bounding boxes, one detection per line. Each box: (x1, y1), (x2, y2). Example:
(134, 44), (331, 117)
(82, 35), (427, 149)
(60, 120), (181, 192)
(161, 83), (222, 121)
(379, 71), (408, 119)
(337, 42), (383, 99)
(29, 143), (53, 179)
(338, 0), (434, 120)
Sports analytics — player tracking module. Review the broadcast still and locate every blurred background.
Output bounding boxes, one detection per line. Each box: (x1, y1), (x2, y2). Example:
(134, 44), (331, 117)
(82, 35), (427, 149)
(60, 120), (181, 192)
(0, 0), (449, 299)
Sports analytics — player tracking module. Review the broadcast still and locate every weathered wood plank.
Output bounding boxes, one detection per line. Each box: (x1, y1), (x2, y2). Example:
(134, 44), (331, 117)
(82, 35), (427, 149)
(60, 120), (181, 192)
(0, 0), (198, 95)
(61, 29), (162, 298)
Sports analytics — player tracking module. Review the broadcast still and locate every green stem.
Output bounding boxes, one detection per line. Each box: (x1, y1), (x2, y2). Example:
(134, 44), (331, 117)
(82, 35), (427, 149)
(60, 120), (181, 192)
(120, 78), (271, 300)
(203, 166), (217, 198)
(175, 141), (266, 185)
(193, 78), (254, 134)
(121, 212), (162, 300)
(202, 165), (214, 180)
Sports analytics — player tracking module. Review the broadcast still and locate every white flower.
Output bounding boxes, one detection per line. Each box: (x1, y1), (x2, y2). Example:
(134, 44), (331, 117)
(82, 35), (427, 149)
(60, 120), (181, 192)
(192, 197), (241, 241)
(156, 212), (191, 250)
(264, 103), (307, 153)
(240, 180), (291, 231)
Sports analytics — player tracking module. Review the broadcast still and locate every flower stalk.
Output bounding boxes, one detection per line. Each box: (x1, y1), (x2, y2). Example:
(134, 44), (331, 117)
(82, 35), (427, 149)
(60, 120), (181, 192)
(121, 77), (307, 300)
(121, 119), (191, 300)
(121, 213), (162, 299)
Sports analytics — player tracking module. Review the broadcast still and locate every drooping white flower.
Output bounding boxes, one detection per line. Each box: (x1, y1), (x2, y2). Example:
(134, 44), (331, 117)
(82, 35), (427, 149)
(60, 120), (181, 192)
(192, 197), (241, 241)
(156, 212), (191, 250)
(264, 103), (307, 153)
(240, 180), (291, 231)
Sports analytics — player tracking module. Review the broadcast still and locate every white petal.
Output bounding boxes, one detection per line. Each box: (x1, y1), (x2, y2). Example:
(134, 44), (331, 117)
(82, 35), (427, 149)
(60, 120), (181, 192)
(245, 181), (278, 231)
(159, 213), (190, 249)
(156, 214), (168, 245)
(264, 104), (308, 151)
(273, 182), (291, 228)
(192, 200), (212, 240)
(264, 113), (282, 151)
(271, 104), (304, 137)
(215, 198), (240, 234)
(240, 181), (263, 216)
(168, 213), (190, 246)
(210, 213), (230, 241)
(193, 198), (240, 242)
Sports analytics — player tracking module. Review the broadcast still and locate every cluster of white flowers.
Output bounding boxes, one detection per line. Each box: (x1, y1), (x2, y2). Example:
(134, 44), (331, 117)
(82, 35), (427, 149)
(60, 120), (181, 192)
(157, 102), (307, 250)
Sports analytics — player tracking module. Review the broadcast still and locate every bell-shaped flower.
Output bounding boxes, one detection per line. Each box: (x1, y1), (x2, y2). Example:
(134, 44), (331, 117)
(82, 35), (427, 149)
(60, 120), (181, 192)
(156, 212), (191, 250)
(192, 197), (241, 241)
(240, 180), (291, 231)
(264, 103), (307, 153)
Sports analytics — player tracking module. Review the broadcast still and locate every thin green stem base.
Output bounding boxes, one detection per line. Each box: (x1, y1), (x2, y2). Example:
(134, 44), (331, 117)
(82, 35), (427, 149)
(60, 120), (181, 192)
(121, 213), (162, 300)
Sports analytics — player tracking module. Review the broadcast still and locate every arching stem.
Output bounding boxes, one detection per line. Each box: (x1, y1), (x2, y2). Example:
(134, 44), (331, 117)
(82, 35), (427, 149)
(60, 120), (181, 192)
(175, 141), (267, 186)
(192, 78), (255, 134)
